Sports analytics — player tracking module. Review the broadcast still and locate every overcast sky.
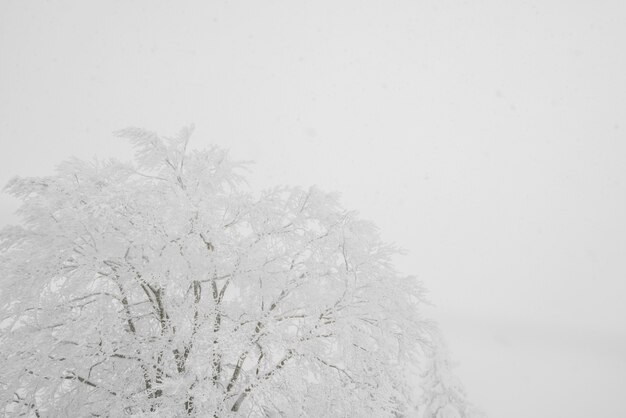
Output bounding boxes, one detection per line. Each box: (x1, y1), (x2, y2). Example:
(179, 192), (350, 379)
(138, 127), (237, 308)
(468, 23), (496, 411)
(1, 1), (625, 417)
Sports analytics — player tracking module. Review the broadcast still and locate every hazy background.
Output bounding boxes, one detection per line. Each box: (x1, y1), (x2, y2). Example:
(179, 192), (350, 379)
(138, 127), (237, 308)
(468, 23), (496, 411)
(1, 1), (625, 416)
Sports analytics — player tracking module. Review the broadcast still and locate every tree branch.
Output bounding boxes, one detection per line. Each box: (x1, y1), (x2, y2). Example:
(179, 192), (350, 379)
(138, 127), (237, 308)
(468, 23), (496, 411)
(63, 372), (117, 396)
(230, 349), (295, 412)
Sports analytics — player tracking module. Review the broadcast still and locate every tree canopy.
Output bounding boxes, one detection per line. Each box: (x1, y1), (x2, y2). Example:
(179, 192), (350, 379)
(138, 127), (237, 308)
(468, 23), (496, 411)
(1, 127), (441, 417)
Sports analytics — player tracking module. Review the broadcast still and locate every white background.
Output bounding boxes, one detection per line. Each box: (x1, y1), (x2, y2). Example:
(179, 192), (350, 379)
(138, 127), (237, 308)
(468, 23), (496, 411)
(1, 1), (625, 417)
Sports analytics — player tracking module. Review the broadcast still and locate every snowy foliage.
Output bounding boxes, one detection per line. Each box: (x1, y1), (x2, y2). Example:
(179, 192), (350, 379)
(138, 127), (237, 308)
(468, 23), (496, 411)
(418, 334), (485, 418)
(0, 127), (441, 417)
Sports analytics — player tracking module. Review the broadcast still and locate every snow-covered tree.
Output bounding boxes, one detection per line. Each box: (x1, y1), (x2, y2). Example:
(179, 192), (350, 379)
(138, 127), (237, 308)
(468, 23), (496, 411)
(418, 333), (485, 418)
(0, 127), (433, 417)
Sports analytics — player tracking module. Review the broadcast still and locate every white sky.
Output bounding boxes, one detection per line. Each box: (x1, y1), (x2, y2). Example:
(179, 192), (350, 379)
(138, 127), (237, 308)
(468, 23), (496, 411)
(1, 1), (625, 417)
